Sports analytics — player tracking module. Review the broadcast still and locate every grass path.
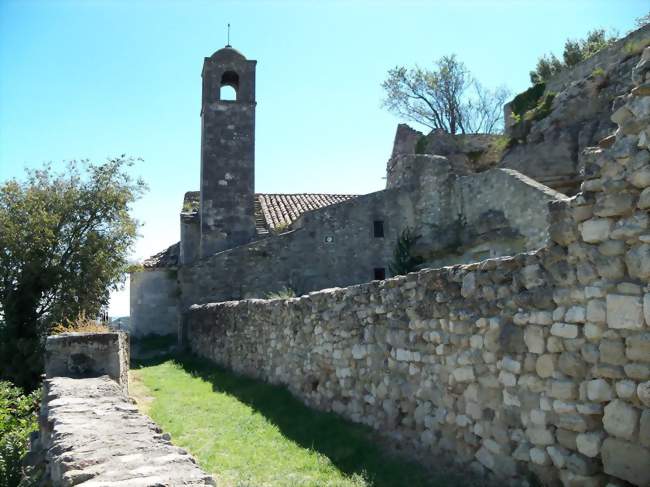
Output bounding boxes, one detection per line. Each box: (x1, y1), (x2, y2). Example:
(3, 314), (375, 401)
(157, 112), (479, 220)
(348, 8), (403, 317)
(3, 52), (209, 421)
(130, 355), (461, 487)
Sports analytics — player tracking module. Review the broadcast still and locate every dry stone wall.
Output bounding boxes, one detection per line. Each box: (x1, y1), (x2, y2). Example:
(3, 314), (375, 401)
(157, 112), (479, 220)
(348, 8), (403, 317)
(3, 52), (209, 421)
(186, 50), (650, 486)
(31, 333), (214, 486)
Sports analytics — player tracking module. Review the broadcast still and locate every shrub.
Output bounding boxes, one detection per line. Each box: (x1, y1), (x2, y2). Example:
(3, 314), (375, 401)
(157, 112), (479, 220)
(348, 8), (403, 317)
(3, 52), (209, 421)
(266, 287), (296, 299)
(0, 381), (39, 487)
(50, 311), (109, 335)
(510, 83), (546, 118)
(389, 228), (424, 276)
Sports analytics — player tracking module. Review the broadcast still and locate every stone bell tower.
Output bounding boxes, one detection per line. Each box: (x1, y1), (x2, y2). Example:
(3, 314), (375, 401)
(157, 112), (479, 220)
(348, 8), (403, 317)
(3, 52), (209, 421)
(199, 45), (257, 258)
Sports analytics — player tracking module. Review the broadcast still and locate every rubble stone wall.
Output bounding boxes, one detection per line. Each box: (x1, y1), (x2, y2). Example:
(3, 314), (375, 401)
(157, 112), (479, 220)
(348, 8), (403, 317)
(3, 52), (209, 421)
(186, 51), (650, 486)
(130, 268), (179, 338)
(34, 332), (214, 486)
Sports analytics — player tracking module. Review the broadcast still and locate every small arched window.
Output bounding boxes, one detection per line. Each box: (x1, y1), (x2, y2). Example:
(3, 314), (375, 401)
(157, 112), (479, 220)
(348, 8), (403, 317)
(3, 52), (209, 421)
(220, 71), (239, 101)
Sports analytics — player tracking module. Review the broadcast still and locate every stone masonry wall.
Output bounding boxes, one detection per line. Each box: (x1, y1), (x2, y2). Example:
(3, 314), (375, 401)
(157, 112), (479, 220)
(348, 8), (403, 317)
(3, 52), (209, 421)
(186, 51), (650, 486)
(32, 332), (214, 485)
(180, 157), (564, 307)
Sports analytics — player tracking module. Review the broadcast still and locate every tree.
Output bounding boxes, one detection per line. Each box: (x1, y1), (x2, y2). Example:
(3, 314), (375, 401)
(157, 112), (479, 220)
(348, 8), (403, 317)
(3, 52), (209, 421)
(0, 157), (146, 390)
(530, 29), (617, 84)
(381, 55), (510, 134)
(389, 228), (424, 277)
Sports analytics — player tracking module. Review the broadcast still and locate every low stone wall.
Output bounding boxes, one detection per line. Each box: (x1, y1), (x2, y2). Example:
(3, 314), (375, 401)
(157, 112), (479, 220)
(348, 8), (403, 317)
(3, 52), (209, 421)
(32, 332), (214, 486)
(186, 51), (650, 486)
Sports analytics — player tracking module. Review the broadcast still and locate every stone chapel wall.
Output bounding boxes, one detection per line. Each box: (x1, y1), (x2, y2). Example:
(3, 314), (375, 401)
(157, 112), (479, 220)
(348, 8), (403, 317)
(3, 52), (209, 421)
(185, 51), (650, 486)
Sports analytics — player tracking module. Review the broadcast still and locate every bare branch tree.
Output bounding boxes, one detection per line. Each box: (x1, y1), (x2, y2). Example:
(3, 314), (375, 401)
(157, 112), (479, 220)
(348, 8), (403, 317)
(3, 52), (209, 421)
(381, 55), (510, 134)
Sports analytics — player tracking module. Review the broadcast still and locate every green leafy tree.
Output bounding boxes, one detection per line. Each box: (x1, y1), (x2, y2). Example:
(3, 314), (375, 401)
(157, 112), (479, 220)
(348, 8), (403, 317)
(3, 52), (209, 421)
(381, 55), (510, 134)
(0, 381), (39, 487)
(389, 228), (424, 276)
(530, 29), (617, 84)
(0, 157), (146, 390)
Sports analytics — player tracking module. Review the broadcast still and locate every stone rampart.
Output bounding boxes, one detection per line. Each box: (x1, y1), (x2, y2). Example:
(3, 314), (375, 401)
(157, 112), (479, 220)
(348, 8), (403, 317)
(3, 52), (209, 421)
(32, 332), (214, 486)
(185, 50), (650, 486)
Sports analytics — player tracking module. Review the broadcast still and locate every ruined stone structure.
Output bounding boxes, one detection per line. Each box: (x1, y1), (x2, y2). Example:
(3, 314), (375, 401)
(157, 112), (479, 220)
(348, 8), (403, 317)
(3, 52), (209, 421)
(186, 50), (650, 486)
(28, 332), (214, 485)
(130, 44), (573, 338)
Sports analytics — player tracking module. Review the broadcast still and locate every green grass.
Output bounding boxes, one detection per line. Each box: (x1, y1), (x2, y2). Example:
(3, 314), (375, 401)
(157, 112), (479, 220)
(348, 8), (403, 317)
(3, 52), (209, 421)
(131, 354), (464, 487)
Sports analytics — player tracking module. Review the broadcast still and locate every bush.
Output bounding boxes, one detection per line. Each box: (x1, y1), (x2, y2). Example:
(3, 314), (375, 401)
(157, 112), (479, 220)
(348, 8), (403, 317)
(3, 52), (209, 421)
(389, 228), (424, 276)
(50, 311), (109, 335)
(266, 287), (296, 299)
(0, 381), (39, 487)
(529, 29), (617, 84)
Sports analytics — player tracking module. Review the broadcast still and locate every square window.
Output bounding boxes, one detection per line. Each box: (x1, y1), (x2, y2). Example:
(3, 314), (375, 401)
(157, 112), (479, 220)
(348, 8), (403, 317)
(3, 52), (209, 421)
(373, 220), (384, 238)
(373, 267), (386, 280)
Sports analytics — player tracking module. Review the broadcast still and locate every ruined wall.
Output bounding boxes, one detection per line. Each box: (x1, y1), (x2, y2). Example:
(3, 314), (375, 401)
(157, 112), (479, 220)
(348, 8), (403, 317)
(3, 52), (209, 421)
(500, 25), (650, 195)
(31, 332), (214, 486)
(180, 157), (563, 306)
(130, 268), (179, 337)
(186, 52), (650, 486)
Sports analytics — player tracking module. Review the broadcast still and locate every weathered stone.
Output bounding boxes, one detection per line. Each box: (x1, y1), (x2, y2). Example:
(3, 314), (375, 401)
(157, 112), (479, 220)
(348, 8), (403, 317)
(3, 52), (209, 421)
(601, 437), (650, 485)
(567, 452), (600, 476)
(550, 380), (579, 400)
(551, 322), (579, 339)
(576, 431), (605, 458)
(586, 300), (606, 324)
(530, 446), (551, 465)
(524, 326), (546, 354)
(599, 339), (627, 366)
(615, 380), (637, 400)
(565, 306), (587, 324)
(559, 352), (587, 377)
(626, 333), (650, 362)
(603, 399), (639, 440)
(526, 427), (555, 446)
(581, 219), (612, 243)
(536, 354), (557, 378)
(639, 381), (650, 407)
(586, 379), (613, 402)
(593, 192), (636, 217)
(556, 428), (578, 451)
(625, 244), (650, 280)
(606, 294), (644, 330)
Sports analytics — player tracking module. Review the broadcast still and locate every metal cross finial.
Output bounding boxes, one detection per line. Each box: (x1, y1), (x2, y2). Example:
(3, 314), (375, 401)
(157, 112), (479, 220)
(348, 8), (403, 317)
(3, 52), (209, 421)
(226, 23), (231, 47)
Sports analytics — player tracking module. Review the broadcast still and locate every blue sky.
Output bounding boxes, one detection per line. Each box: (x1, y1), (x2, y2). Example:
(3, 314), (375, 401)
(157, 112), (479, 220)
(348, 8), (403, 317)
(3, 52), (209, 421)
(1, 0), (647, 316)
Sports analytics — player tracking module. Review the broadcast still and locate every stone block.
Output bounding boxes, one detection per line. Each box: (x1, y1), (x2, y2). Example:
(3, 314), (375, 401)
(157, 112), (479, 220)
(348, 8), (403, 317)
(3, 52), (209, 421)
(615, 380), (636, 400)
(551, 322), (579, 339)
(603, 399), (639, 440)
(625, 244), (650, 280)
(586, 300), (606, 324)
(524, 326), (545, 354)
(581, 219), (612, 243)
(586, 379), (613, 403)
(601, 437), (650, 485)
(536, 354), (557, 378)
(599, 339), (626, 366)
(526, 427), (555, 446)
(576, 431), (605, 458)
(559, 352), (587, 378)
(606, 294), (644, 330)
(639, 381), (650, 407)
(626, 333), (650, 362)
(550, 380), (579, 400)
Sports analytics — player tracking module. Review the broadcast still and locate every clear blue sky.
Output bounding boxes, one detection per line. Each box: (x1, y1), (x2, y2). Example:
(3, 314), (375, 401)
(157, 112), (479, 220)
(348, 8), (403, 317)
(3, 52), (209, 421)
(1, 0), (647, 316)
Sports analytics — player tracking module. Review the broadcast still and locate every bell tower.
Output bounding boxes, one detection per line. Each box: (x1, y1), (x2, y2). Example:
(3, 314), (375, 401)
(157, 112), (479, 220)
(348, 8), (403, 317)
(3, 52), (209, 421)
(199, 45), (257, 258)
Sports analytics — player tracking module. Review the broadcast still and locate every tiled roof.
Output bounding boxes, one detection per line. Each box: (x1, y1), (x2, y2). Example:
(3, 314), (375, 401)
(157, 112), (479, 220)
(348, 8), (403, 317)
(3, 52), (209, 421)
(181, 191), (358, 233)
(143, 242), (179, 269)
(256, 193), (357, 232)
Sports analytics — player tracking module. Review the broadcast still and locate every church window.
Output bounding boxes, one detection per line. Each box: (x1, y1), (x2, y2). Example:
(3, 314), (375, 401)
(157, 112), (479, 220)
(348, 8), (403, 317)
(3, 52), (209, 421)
(373, 220), (384, 238)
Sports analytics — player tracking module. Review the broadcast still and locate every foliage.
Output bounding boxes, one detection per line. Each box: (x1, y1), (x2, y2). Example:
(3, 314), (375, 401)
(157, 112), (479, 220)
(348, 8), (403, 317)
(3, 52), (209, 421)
(381, 55), (510, 134)
(389, 228), (424, 277)
(523, 92), (556, 122)
(0, 381), (39, 487)
(635, 11), (650, 28)
(510, 83), (546, 118)
(530, 29), (617, 84)
(414, 136), (428, 155)
(50, 311), (109, 335)
(131, 355), (469, 487)
(272, 222), (290, 234)
(126, 263), (144, 273)
(0, 157), (146, 390)
(266, 287), (296, 299)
